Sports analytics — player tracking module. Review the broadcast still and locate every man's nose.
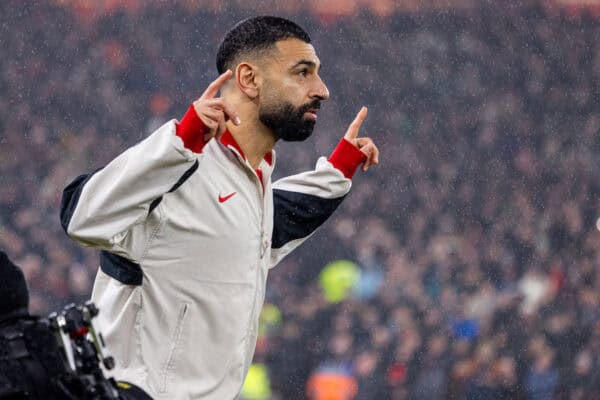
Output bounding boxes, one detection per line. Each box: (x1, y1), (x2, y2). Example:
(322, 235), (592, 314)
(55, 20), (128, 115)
(311, 76), (330, 101)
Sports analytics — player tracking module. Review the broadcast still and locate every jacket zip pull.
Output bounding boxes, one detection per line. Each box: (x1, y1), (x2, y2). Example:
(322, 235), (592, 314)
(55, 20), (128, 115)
(259, 232), (266, 259)
(260, 240), (269, 259)
(263, 238), (271, 259)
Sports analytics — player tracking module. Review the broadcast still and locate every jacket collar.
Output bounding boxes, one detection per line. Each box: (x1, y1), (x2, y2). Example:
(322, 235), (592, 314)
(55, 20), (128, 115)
(220, 130), (275, 168)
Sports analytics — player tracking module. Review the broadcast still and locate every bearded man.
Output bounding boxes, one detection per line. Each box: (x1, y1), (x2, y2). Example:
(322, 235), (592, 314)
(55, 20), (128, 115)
(60, 16), (379, 400)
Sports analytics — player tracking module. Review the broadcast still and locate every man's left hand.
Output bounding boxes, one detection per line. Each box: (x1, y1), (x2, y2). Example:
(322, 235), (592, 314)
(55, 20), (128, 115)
(344, 107), (380, 171)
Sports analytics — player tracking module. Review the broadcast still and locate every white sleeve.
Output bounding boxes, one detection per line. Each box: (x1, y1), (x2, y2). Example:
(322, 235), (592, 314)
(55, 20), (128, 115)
(60, 120), (200, 261)
(270, 157), (351, 267)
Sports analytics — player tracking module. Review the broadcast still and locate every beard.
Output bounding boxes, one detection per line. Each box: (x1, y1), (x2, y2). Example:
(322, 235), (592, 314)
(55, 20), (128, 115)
(259, 99), (320, 142)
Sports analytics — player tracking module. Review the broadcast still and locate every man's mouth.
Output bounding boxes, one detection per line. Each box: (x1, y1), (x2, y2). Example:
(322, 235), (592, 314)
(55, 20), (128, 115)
(304, 108), (319, 120)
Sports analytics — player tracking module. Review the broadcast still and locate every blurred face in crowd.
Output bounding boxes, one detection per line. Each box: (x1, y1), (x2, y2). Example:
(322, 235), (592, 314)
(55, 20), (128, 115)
(574, 350), (592, 375)
(258, 38), (330, 142)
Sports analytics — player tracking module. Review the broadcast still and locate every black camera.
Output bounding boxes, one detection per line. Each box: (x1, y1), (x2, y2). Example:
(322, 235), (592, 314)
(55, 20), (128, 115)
(0, 250), (152, 400)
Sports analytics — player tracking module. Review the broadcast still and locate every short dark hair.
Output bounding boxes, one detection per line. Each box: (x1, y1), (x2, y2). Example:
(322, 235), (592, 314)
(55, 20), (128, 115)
(216, 16), (311, 74)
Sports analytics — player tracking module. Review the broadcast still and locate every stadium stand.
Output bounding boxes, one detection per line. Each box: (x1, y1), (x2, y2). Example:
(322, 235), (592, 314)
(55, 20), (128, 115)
(2, 1), (600, 398)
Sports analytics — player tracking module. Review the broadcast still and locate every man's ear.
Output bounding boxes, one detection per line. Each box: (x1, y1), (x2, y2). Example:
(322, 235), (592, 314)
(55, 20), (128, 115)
(235, 62), (261, 99)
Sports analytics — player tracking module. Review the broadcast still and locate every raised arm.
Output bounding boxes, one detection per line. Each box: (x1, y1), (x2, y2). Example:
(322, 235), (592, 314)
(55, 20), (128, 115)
(60, 71), (239, 260)
(270, 107), (379, 266)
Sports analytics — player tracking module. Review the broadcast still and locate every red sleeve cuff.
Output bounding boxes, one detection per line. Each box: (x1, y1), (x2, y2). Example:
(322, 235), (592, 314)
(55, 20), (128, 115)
(176, 104), (206, 153)
(328, 138), (367, 179)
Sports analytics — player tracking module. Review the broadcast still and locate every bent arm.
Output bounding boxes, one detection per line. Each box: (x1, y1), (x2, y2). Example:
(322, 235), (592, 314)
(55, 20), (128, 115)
(60, 118), (202, 258)
(270, 138), (366, 266)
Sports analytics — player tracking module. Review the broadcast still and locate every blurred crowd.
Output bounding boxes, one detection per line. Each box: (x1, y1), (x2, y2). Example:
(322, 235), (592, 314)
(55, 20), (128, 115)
(2, 1), (600, 399)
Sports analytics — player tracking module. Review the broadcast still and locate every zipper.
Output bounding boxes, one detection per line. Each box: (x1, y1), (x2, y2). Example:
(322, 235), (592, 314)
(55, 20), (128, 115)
(228, 145), (267, 245)
(227, 146), (269, 337)
(250, 165), (269, 259)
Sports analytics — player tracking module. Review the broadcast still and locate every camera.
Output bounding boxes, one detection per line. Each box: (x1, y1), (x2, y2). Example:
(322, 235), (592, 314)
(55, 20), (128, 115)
(0, 250), (152, 400)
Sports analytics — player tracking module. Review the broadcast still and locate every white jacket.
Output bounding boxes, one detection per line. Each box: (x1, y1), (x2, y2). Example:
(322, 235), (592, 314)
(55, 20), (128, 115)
(60, 120), (362, 399)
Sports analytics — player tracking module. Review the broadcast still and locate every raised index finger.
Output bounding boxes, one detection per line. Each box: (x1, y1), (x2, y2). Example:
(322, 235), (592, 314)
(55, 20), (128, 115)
(344, 106), (368, 140)
(200, 70), (233, 100)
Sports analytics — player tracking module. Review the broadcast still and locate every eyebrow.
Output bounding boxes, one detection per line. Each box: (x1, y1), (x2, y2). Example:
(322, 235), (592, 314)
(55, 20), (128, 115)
(290, 59), (322, 72)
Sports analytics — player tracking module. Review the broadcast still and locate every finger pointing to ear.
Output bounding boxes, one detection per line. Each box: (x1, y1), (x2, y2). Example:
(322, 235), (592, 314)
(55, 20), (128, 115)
(200, 70), (233, 100)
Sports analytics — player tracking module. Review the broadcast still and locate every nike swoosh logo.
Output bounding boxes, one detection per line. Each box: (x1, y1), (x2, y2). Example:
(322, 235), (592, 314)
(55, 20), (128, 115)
(218, 192), (237, 203)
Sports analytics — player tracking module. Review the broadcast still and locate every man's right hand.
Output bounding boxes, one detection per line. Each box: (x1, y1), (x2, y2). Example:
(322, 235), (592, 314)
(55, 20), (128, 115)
(192, 69), (241, 142)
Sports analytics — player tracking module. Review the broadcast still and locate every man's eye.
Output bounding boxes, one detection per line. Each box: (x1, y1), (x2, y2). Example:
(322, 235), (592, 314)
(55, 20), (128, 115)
(298, 69), (308, 77)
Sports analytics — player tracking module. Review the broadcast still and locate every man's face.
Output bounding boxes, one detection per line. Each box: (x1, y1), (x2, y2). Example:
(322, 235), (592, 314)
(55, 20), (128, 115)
(258, 38), (330, 142)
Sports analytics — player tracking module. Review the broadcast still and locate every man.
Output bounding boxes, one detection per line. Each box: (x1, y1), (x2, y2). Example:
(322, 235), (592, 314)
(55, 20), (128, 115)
(60, 16), (379, 399)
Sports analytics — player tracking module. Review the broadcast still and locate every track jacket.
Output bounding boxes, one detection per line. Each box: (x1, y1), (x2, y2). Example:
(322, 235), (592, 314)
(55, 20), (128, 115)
(60, 107), (366, 400)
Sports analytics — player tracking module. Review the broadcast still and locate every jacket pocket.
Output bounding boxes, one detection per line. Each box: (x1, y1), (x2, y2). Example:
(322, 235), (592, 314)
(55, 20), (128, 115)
(158, 302), (189, 394)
